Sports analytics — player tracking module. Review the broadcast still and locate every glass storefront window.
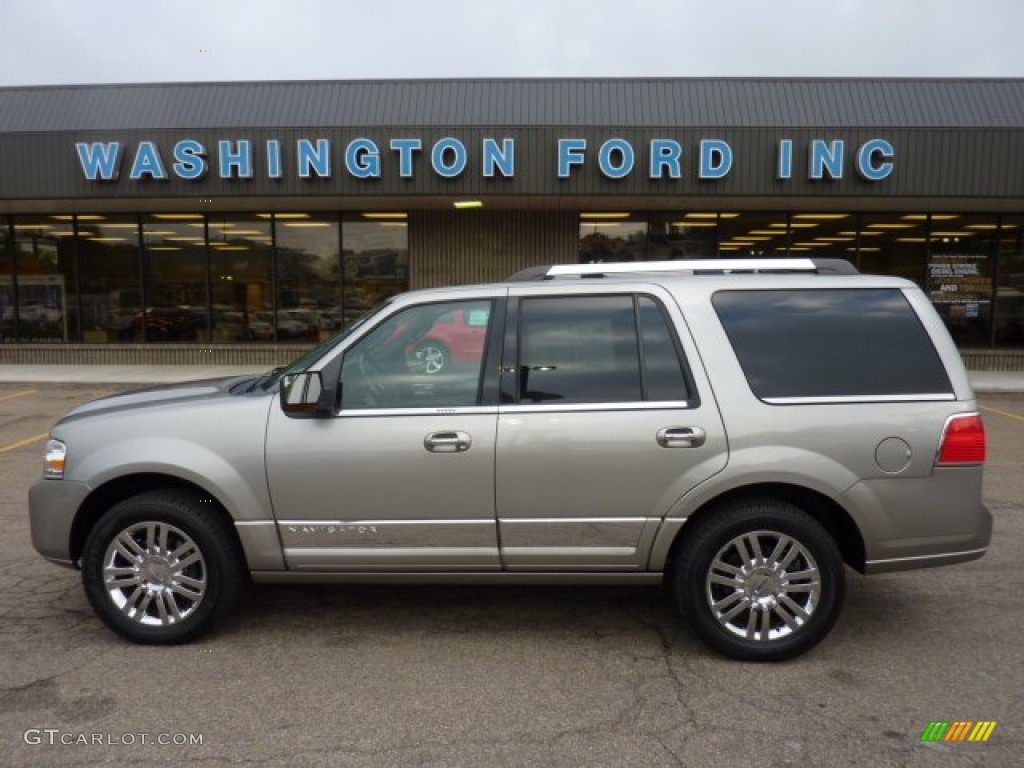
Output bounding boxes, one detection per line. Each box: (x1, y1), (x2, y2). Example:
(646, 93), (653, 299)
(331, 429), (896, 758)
(927, 214), (998, 347)
(857, 213), (928, 285)
(649, 213), (718, 260)
(995, 215), (1024, 347)
(342, 219), (409, 324)
(75, 215), (142, 343)
(208, 215), (273, 343)
(11, 216), (76, 343)
(0, 220), (12, 342)
(787, 213), (857, 262)
(275, 213), (341, 343)
(578, 215), (647, 262)
(141, 215), (210, 342)
(718, 212), (788, 257)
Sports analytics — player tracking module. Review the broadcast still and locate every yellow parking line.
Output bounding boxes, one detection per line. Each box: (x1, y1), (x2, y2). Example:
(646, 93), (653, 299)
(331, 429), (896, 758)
(0, 389), (36, 403)
(0, 432), (48, 453)
(980, 404), (1024, 423)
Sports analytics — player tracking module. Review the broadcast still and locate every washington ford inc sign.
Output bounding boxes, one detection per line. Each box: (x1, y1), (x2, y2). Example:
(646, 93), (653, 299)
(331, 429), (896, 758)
(75, 136), (895, 183)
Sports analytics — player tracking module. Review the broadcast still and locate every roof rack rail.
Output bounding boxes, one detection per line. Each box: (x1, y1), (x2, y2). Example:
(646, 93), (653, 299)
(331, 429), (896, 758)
(508, 258), (859, 281)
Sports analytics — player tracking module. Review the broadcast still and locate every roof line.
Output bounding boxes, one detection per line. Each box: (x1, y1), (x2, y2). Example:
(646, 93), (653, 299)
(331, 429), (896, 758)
(1, 76), (1024, 92)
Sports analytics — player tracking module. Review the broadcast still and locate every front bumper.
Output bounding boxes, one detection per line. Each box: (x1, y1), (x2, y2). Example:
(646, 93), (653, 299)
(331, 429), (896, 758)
(28, 479), (92, 568)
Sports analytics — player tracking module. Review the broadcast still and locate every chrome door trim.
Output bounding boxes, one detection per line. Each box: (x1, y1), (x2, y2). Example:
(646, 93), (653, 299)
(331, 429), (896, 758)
(499, 401), (691, 414)
(339, 405), (501, 418)
(763, 394), (956, 405)
(283, 548), (502, 571)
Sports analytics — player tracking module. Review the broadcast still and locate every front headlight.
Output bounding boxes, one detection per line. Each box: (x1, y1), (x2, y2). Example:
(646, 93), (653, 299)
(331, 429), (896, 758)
(44, 439), (66, 479)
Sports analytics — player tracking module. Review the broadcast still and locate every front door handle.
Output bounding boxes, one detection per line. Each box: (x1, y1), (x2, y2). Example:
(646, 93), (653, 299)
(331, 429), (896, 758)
(424, 431), (472, 453)
(656, 427), (707, 448)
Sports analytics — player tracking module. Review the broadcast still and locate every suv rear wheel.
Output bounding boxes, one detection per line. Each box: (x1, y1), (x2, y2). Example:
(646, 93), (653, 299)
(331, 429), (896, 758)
(673, 498), (844, 661)
(81, 489), (245, 644)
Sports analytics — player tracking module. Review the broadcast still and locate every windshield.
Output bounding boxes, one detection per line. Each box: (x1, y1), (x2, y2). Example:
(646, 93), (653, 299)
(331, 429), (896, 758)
(252, 300), (393, 391)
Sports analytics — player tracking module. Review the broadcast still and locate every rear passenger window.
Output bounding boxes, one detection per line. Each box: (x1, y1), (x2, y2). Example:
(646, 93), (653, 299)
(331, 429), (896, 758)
(516, 295), (692, 404)
(713, 289), (954, 401)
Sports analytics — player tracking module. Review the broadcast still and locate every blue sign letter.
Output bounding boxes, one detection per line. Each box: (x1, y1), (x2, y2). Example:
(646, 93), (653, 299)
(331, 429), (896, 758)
(699, 140), (733, 179)
(649, 139), (682, 179)
(76, 142), (122, 181)
(130, 141), (168, 180)
(267, 140), (283, 179)
(558, 139), (587, 178)
(346, 138), (381, 179)
(483, 138), (515, 178)
(777, 139), (793, 180)
(598, 139), (635, 179)
(856, 139), (894, 181)
(431, 138), (467, 178)
(390, 139), (422, 178)
(172, 140), (207, 180)
(218, 140), (253, 179)
(298, 139), (331, 178)
(809, 139), (845, 180)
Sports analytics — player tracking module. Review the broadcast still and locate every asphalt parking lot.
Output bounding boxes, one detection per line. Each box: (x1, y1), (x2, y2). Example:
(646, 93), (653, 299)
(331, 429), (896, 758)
(0, 383), (1021, 767)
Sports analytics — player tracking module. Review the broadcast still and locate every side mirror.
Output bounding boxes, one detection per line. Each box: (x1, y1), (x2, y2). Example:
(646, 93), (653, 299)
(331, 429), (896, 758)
(280, 371), (335, 418)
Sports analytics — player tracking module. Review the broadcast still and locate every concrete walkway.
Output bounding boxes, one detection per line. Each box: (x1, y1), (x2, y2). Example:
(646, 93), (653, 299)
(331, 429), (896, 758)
(0, 365), (1021, 393)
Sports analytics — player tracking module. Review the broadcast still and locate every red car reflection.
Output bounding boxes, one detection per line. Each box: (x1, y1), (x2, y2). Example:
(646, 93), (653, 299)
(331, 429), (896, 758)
(410, 309), (487, 374)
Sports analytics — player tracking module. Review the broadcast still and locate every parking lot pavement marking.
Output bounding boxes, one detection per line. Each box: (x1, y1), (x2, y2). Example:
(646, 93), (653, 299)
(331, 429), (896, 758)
(0, 432), (48, 453)
(0, 388), (36, 403)
(980, 404), (1024, 423)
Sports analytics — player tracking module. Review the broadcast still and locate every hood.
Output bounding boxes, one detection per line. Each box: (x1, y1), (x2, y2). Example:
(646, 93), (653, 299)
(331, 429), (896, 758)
(60, 375), (257, 422)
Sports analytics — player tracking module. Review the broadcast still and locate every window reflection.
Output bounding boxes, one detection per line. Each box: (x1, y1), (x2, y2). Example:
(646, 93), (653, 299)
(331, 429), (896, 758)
(718, 213), (788, 257)
(275, 213), (340, 343)
(995, 215), (1024, 346)
(857, 213), (927, 285)
(11, 216), (75, 343)
(208, 215), (272, 342)
(649, 214), (718, 260)
(579, 215), (647, 262)
(927, 214), (997, 347)
(142, 215), (209, 342)
(342, 220), (409, 324)
(0, 222), (12, 342)
(76, 215), (141, 343)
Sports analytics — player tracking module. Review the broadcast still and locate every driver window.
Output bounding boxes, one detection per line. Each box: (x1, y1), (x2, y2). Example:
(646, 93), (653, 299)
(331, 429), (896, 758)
(340, 299), (492, 410)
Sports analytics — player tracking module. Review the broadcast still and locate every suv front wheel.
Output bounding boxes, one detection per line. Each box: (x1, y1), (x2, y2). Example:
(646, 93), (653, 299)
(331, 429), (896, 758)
(673, 498), (845, 661)
(81, 489), (245, 644)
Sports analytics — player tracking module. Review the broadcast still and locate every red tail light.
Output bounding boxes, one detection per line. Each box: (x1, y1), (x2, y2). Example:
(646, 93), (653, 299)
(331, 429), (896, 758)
(936, 413), (986, 465)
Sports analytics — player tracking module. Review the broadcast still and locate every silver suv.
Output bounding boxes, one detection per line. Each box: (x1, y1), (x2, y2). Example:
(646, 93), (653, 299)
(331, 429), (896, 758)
(29, 259), (991, 661)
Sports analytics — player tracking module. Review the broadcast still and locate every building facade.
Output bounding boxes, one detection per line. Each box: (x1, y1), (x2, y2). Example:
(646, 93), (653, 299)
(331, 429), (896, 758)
(1, 78), (1023, 356)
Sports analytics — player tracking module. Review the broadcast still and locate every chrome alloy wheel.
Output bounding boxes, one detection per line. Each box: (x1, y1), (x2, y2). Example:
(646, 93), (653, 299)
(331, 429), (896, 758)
(102, 522), (207, 626)
(416, 344), (447, 374)
(705, 530), (821, 642)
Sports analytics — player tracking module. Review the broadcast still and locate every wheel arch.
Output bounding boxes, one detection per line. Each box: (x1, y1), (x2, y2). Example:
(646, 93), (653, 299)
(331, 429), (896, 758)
(70, 473), (245, 568)
(660, 482), (866, 578)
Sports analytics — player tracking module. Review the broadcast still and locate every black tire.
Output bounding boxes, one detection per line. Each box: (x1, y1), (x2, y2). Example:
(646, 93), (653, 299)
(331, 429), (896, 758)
(415, 341), (449, 375)
(672, 498), (845, 662)
(81, 489), (246, 644)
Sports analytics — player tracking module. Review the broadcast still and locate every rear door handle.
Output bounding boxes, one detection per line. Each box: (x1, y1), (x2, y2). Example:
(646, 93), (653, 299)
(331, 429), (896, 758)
(656, 427), (707, 448)
(424, 431), (472, 453)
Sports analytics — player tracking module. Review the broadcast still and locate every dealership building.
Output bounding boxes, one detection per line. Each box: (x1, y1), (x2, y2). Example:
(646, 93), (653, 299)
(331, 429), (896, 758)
(1, 77), (1022, 365)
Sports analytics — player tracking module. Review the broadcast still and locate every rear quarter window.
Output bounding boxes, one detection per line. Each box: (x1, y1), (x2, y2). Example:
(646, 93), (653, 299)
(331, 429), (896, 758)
(712, 288), (953, 401)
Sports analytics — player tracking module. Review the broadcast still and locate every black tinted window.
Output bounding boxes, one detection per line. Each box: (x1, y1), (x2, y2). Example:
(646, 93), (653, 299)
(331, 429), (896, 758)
(519, 296), (642, 403)
(637, 297), (690, 401)
(713, 289), (953, 399)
